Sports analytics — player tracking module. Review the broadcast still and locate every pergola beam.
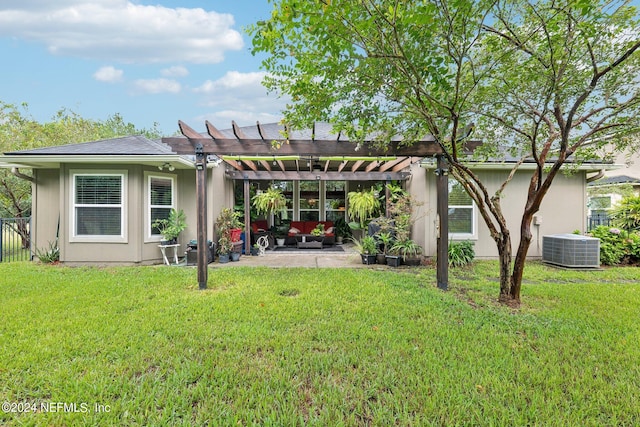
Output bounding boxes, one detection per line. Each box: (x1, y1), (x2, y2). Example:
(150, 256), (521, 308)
(225, 170), (410, 181)
(161, 137), (479, 157)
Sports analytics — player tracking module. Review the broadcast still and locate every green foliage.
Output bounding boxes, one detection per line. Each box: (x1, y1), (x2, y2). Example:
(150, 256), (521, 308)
(310, 223), (325, 236)
(390, 238), (423, 260)
(249, 0), (640, 301)
(251, 187), (287, 216)
(0, 101), (162, 219)
(152, 208), (187, 241)
(2, 262), (640, 425)
(353, 235), (378, 255)
(611, 195), (640, 232)
(588, 226), (640, 265)
(215, 208), (243, 254)
(34, 241), (60, 263)
(448, 240), (475, 267)
(347, 188), (380, 228)
(333, 216), (352, 240)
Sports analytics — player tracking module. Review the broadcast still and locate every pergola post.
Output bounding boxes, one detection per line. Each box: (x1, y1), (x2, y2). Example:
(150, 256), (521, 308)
(435, 154), (449, 290)
(243, 177), (251, 255)
(194, 143), (208, 290)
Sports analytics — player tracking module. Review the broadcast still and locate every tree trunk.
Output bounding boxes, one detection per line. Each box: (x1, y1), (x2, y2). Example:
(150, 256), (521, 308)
(497, 232), (513, 303)
(508, 211), (535, 305)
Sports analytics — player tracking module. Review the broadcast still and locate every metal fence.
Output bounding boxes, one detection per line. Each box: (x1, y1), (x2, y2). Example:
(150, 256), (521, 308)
(0, 217), (32, 262)
(587, 215), (611, 231)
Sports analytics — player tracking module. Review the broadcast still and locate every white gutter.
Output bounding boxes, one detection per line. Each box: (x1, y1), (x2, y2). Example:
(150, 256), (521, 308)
(419, 159), (623, 172)
(0, 154), (196, 169)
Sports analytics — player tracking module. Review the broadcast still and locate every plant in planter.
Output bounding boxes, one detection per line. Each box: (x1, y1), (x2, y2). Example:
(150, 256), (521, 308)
(310, 223), (325, 236)
(353, 235), (378, 265)
(250, 243), (260, 256)
(252, 187), (287, 216)
(216, 207), (244, 243)
(391, 238), (423, 266)
(217, 235), (233, 263)
(153, 208), (187, 244)
(333, 217), (351, 244)
(216, 208), (244, 261)
(347, 188), (381, 232)
(376, 231), (394, 264)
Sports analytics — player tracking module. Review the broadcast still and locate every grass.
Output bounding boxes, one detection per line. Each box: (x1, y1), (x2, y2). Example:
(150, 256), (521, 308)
(1, 261), (639, 426)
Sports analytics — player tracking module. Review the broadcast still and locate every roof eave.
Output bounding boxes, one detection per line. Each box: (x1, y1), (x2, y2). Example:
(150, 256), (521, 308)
(0, 154), (195, 170)
(420, 160), (622, 171)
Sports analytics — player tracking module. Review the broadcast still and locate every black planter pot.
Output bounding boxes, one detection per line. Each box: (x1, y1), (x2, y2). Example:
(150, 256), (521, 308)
(376, 254), (386, 265)
(218, 253), (230, 263)
(404, 257), (422, 266)
(250, 247), (260, 256)
(386, 255), (402, 267)
(361, 254), (377, 265)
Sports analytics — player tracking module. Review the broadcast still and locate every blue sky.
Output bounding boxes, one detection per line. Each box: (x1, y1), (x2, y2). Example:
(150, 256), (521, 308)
(0, 0), (287, 136)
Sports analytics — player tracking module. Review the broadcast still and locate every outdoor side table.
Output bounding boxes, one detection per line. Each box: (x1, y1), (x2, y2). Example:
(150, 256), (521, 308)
(158, 243), (180, 265)
(296, 234), (324, 249)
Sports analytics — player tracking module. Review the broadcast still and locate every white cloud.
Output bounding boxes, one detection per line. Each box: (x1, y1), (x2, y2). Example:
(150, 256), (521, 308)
(191, 71), (289, 127)
(0, 1), (243, 64)
(133, 78), (181, 94)
(161, 66), (189, 78)
(93, 66), (123, 83)
(194, 71), (268, 94)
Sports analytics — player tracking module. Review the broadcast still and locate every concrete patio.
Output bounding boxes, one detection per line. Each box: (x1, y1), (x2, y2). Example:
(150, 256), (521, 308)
(207, 244), (368, 268)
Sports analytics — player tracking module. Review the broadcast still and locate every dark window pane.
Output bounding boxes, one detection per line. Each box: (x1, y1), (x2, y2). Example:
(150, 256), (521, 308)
(76, 207), (121, 235)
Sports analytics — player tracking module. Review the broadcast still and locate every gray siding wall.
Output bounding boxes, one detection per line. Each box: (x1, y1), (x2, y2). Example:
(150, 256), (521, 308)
(410, 164), (587, 259)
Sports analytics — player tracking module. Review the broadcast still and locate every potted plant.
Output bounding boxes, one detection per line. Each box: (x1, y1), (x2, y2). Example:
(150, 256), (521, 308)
(334, 217), (351, 244)
(250, 243), (260, 256)
(217, 235), (233, 263)
(310, 223), (325, 236)
(252, 187), (287, 216)
(216, 207), (243, 243)
(153, 208), (187, 245)
(376, 231), (393, 265)
(391, 238), (423, 266)
(347, 188), (381, 234)
(216, 208), (243, 261)
(353, 235), (378, 265)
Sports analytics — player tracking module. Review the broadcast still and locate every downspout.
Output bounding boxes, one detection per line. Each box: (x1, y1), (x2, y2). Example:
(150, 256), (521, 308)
(586, 170), (605, 183)
(11, 167), (35, 182)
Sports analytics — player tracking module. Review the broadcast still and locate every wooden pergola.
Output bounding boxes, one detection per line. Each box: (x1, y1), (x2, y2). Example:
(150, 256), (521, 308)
(163, 120), (478, 290)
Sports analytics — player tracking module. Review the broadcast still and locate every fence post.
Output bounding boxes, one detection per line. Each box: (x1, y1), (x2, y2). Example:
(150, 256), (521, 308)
(0, 218), (3, 263)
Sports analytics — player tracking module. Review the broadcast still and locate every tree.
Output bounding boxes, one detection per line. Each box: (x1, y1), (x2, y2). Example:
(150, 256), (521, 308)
(249, 0), (640, 305)
(0, 101), (161, 247)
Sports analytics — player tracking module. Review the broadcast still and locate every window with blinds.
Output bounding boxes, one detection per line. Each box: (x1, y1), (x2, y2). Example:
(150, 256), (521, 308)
(448, 179), (474, 235)
(74, 174), (124, 236)
(149, 176), (174, 236)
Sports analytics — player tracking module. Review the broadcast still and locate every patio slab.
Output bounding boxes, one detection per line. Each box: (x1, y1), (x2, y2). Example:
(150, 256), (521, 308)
(207, 244), (366, 268)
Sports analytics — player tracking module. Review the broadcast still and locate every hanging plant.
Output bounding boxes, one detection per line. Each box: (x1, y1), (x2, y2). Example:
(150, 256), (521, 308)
(252, 187), (287, 216)
(347, 188), (380, 229)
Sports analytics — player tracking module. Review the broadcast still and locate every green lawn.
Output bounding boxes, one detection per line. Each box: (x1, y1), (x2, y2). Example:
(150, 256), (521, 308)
(1, 261), (639, 426)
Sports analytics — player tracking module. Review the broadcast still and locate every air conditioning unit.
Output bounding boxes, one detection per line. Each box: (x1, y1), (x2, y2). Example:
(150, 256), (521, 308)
(542, 234), (600, 268)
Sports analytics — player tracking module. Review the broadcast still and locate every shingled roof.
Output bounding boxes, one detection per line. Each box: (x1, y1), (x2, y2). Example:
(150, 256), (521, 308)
(6, 135), (173, 156)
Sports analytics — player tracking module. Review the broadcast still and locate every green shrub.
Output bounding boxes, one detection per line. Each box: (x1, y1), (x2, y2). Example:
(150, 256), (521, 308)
(448, 240), (475, 267)
(611, 195), (640, 232)
(588, 226), (640, 265)
(35, 241), (60, 263)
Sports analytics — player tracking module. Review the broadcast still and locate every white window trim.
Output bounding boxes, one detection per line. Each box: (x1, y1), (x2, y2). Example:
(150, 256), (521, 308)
(145, 172), (176, 242)
(448, 203), (478, 241)
(447, 180), (478, 241)
(70, 170), (128, 243)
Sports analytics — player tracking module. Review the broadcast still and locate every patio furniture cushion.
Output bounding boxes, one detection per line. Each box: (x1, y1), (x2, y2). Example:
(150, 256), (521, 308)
(286, 221), (335, 245)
